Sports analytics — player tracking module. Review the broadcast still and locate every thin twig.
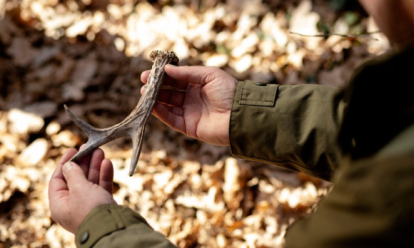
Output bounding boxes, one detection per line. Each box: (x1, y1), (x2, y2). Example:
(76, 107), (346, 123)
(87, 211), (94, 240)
(289, 31), (381, 40)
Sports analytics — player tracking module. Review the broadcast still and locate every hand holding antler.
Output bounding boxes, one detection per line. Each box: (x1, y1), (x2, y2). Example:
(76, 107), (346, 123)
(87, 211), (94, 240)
(65, 50), (179, 176)
(140, 65), (237, 147)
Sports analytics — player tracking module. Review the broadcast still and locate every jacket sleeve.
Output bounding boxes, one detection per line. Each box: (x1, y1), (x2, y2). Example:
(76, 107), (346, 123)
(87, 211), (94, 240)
(285, 152), (414, 247)
(75, 204), (177, 248)
(229, 81), (347, 181)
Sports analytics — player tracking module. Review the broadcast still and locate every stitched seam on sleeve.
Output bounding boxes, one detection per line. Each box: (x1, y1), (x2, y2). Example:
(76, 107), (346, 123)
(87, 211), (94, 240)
(240, 80), (246, 103)
(112, 207), (126, 229)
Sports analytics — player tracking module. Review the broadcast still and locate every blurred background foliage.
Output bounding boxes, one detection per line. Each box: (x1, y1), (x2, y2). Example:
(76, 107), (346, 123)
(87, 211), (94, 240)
(0, 0), (388, 247)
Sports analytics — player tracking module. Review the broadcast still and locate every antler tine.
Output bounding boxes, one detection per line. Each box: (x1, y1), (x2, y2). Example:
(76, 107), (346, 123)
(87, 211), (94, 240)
(64, 104), (98, 135)
(130, 127), (145, 176)
(64, 104), (108, 163)
(65, 50), (179, 175)
(126, 50), (178, 175)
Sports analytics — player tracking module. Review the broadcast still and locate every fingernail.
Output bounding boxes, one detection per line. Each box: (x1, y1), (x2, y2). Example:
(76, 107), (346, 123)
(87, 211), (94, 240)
(165, 64), (176, 69)
(63, 162), (74, 177)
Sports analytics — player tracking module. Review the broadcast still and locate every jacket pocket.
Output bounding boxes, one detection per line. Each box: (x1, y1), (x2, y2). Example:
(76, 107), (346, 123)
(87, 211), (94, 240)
(239, 80), (279, 107)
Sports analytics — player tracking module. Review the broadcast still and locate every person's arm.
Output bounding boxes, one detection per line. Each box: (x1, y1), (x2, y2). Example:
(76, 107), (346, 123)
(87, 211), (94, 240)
(141, 66), (347, 181)
(49, 148), (176, 248)
(285, 150), (414, 247)
(230, 81), (347, 181)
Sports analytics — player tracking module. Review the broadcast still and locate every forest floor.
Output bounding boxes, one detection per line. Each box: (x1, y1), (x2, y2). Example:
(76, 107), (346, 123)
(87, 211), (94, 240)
(0, 0), (389, 247)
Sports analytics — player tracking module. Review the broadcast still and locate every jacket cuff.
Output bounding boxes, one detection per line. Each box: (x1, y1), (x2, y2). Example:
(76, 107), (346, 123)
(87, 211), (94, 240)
(75, 204), (150, 248)
(229, 80), (280, 161)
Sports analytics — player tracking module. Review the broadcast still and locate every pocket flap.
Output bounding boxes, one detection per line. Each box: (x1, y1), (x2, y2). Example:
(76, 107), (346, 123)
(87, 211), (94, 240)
(239, 81), (278, 107)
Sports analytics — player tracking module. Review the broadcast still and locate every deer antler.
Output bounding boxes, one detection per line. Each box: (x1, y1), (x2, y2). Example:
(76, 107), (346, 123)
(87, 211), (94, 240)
(64, 50), (179, 176)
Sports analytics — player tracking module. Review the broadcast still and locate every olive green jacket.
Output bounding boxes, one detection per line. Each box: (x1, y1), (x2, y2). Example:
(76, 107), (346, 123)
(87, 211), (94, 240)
(74, 46), (414, 247)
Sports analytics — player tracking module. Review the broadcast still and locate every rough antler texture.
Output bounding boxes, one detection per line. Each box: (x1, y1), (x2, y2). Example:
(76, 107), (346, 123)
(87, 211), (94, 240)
(64, 50), (179, 176)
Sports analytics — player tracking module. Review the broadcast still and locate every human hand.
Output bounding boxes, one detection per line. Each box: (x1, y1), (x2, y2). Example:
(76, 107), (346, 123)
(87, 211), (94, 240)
(48, 147), (116, 234)
(141, 65), (237, 146)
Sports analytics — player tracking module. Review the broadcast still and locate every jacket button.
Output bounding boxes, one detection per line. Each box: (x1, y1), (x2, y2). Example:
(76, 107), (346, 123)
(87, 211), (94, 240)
(79, 231), (89, 244)
(255, 82), (267, 86)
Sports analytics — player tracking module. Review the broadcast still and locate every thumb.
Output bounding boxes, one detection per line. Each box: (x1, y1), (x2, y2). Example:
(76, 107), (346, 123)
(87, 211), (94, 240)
(62, 162), (88, 189)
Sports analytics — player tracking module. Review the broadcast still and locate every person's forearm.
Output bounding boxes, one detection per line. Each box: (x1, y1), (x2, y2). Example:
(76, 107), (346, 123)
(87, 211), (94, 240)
(230, 82), (347, 181)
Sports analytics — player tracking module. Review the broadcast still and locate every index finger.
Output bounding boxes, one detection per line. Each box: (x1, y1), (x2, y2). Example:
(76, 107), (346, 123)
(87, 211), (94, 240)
(164, 65), (220, 86)
(140, 67), (188, 90)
